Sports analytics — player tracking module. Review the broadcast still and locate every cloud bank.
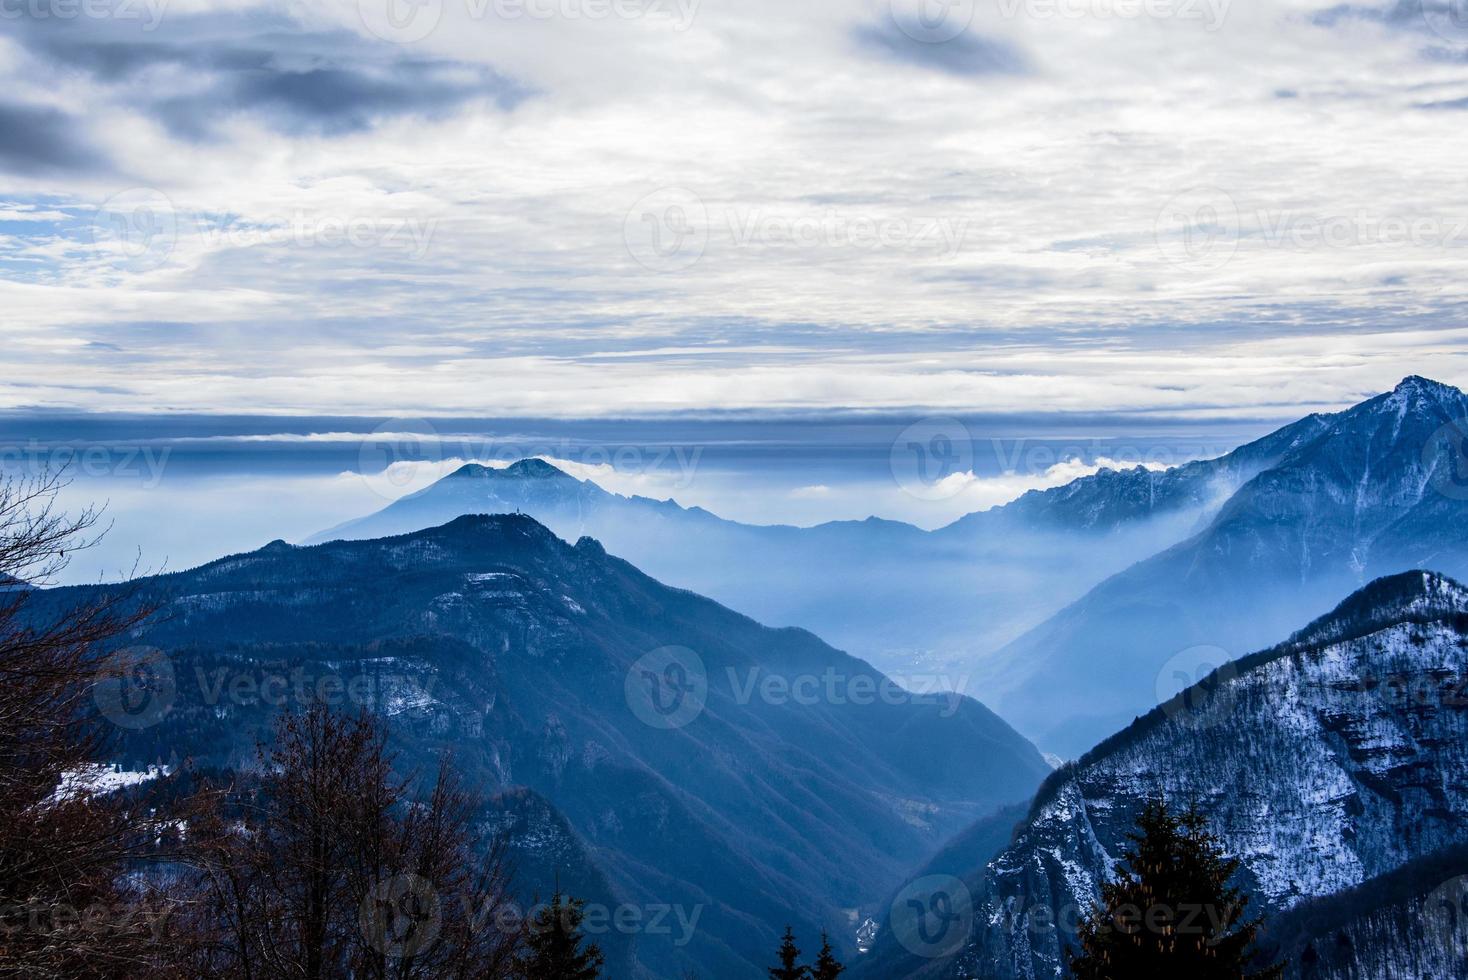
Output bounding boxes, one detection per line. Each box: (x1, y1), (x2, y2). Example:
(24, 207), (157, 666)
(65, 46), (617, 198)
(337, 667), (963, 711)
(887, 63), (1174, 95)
(0, 0), (1465, 417)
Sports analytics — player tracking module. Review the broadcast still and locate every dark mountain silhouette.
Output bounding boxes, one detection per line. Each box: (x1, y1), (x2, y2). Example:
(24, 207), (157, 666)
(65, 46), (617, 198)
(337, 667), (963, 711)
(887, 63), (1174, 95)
(47, 514), (1050, 978)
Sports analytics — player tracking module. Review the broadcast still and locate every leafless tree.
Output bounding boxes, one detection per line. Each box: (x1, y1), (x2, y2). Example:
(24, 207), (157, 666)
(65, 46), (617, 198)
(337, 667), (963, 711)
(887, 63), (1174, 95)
(0, 475), (522, 978)
(189, 704), (523, 979)
(0, 472), (181, 978)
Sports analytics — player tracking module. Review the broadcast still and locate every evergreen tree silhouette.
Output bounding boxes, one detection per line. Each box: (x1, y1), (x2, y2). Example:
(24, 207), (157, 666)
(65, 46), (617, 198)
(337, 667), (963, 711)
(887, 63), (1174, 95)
(520, 891), (605, 979)
(811, 931), (845, 980)
(1071, 800), (1282, 979)
(768, 925), (809, 980)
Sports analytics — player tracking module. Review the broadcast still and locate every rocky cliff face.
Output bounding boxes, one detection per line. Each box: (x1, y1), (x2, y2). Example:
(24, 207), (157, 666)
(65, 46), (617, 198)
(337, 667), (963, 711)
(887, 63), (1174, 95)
(946, 571), (1468, 979)
(1254, 842), (1468, 979)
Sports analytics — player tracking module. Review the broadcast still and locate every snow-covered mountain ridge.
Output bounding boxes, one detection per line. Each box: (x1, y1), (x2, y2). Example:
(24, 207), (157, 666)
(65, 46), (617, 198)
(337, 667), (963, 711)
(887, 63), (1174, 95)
(948, 570), (1468, 979)
(985, 375), (1468, 753)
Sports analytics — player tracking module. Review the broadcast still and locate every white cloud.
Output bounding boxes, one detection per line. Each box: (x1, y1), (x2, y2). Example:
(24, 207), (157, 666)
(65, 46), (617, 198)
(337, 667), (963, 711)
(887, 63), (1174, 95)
(791, 484), (832, 498)
(933, 455), (1169, 513)
(341, 451), (703, 505)
(841, 455), (1174, 528)
(1, 0), (1465, 417)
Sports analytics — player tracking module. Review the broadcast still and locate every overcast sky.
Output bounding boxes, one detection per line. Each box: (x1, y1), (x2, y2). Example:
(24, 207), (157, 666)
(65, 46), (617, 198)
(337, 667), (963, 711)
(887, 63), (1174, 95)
(2, 0), (1467, 418)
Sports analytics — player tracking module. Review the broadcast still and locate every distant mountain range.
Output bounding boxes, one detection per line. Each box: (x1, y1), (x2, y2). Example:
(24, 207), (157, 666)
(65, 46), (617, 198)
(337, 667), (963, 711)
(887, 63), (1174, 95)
(310, 457), (1102, 673)
(983, 375), (1468, 753)
(54, 374), (1467, 978)
(859, 570), (1468, 979)
(52, 515), (1050, 978)
(304, 399), (1317, 684)
(314, 376), (1468, 758)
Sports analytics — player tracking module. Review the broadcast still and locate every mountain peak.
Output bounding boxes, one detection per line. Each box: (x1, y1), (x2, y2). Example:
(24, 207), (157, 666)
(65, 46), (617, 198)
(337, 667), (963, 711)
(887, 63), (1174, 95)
(449, 458), (574, 481)
(1384, 374), (1464, 411)
(506, 458), (572, 479)
(1394, 374), (1457, 396)
(436, 511), (558, 536)
(1285, 570), (1468, 652)
(574, 535), (607, 557)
